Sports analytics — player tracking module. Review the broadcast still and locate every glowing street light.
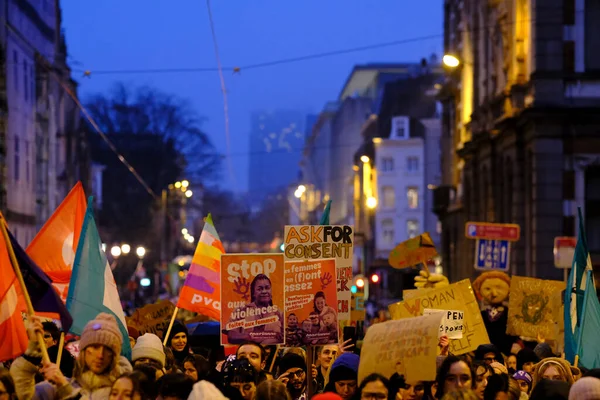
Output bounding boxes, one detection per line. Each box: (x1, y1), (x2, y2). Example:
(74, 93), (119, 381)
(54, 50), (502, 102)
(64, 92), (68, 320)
(140, 278), (151, 287)
(121, 244), (131, 255)
(110, 246), (122, 258)
(443, 54), (460, 68)
(182, 228), (188, 235)
(181, 180), (189, 188)
(360, 155), (370, 163)
(366, 196), (378, 209)
(356, 278), (365, 288)
(187, 236), (195, 243)
(371, 273), (380, 283)
(136, 246), (146, 258)
(185, 190), (193, 198)
(174, 181), (182, 189)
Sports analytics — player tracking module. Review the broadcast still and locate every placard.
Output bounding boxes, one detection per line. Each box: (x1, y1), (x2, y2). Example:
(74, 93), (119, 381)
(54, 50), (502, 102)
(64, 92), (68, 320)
(284, 258), (338, 346)
(388, 279), (489, 355)
(506, 276), (566, 340)
(358, 314), (441, 384)
(125, 300), (176, 339)
(388, 233), (438, 269)
(284, 225), (353, 332)
(220, 254), (285, 345)
(423, 309), (464, 339)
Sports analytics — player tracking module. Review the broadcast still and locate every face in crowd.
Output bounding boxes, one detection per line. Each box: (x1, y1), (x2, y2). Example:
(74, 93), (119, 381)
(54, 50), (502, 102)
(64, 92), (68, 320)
(318, 345), (338, 371)
(170, 332), (187, 352)
(237, 343), (265, 372)
(84, 344), (114, 374)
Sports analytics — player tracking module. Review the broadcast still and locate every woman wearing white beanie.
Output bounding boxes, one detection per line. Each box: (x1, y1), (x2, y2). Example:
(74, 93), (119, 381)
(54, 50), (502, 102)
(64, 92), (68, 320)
(569, 377), (600, 400)
(11, 313), (132, 400)
(132, 333), (166, 370)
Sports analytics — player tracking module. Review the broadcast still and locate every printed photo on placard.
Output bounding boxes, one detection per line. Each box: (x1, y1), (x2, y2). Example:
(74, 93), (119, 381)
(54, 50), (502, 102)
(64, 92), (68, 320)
(221, 253), (285, 345)
(284, 258), (338, 346)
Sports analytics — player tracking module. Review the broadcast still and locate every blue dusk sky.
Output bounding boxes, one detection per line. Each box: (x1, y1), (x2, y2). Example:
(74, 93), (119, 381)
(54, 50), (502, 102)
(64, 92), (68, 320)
(61, 0), (443, 193)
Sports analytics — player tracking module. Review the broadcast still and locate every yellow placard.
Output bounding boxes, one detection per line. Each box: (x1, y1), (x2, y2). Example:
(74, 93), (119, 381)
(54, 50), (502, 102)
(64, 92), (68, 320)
(506, 276), (566, 340)
(389, 279), (489, 355)
(358, 313), (441, 384)
(388, 233), (438, 269)
(403, 288), (434, 300)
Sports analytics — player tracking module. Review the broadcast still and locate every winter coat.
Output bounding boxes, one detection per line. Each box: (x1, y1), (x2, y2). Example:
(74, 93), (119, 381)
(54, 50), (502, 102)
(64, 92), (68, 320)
(10, 341), (132, 400)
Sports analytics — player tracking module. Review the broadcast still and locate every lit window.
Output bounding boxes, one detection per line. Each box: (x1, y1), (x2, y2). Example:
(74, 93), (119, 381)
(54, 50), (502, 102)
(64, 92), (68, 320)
(381, 157), (394, 172)
(382, 186), (395, 208)
(407, 156), (419, 172)
(382, 219), (394, 246)
(407, 187), (419, 209)
(407, 220), (419, 238)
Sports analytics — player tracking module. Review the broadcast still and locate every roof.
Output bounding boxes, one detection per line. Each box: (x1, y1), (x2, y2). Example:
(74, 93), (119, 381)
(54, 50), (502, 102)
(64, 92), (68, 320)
(338, 62), (444, 101)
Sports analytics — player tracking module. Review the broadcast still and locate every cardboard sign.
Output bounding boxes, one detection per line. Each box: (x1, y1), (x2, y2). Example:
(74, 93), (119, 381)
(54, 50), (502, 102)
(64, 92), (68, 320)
(358, 313), (442, 384)
(284, 225), (354, 331)
(403, 288), (434, 300)
(388, 279), (489, 355)
(351, 292), (366, 323)
(423, 309), (464, 339)
(284, 258), (338, 346)
(126, 300), (176, 339)
(506, 276), (566, 340)
(388, 233), (438, 269)
(220, 254), (285, 345)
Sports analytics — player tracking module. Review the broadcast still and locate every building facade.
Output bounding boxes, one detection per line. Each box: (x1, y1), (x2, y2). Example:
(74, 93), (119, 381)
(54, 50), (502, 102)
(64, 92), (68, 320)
(247, 109), (309, 211)
(436, 0), (600, 282)
(0, 0), (86, 245)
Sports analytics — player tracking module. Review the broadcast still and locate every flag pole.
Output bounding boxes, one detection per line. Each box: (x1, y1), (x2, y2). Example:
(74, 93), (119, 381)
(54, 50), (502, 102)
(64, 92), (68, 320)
(56, 332), (65, 368)
(163, 306), (179, 346)
(0, 216), (50, 364)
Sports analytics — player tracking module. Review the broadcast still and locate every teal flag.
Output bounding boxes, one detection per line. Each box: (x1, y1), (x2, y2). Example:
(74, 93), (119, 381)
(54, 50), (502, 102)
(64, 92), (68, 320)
(319, 200), (332, 225)
(66, 202), (132, 358)
(564, 208), (592, 364)
(576, 270), (600, 369)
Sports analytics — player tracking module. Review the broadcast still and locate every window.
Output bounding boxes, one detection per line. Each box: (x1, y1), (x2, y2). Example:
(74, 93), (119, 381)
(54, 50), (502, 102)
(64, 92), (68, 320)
(23, 62), (28, 102)
(391, 116), (409, 139)
(382, 219), (394, 246)
(382, 186), (395, 208)
(13, 51), (18, 93)
(407, 156), (419, 172)
(381, 157), (394, 172)
(407, 220), (419, 238)
(407, 187), (419, 209)
(14, 137), (19, 181)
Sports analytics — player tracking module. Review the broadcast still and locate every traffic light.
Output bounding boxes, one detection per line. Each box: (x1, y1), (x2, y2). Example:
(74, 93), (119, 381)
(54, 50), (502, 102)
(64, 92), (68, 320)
(351, 274), (369, 298)
(370, 273), (380, 283)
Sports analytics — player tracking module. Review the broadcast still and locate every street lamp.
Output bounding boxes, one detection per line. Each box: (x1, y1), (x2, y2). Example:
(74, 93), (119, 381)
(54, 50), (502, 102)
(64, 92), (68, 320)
(121, 244), (131, 255)
(136, 246), (146, 258)
(174, 181), (182, 189)
(182, 228), (188, 235)
(187, 236), (195, 243)
(442, 54), (460, 68)
(366, 196), (378, 209)
(185, 190), (193, 198)
(181, 180), (189, 188)
(360, 155), (370, 163)
(110, 246), (122, 258)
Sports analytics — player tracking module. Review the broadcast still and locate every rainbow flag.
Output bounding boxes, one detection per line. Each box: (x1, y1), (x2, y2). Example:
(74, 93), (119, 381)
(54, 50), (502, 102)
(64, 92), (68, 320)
(177, 214), (224, 320)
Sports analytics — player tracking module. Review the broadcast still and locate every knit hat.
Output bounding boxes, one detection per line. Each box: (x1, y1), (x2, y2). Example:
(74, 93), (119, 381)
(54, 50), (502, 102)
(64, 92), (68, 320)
(513, 370), (532, 384)
(79, 313), (123, 356)
(534, 342), (555, 360)
(187, 380), (228, 400)
(132, 333), (166, 368)
(277, 353), (306, 375)
(328, 353), (359, 383)
(569, 377), (600, 400)
(313, 394), (343, 400)
(517, 348), (539, 371)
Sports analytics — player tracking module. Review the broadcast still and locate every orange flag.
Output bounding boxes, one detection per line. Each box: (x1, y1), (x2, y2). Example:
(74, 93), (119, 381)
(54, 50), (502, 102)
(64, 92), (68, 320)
(27, 182), (87, 302)
(0, 226), (28, 361)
